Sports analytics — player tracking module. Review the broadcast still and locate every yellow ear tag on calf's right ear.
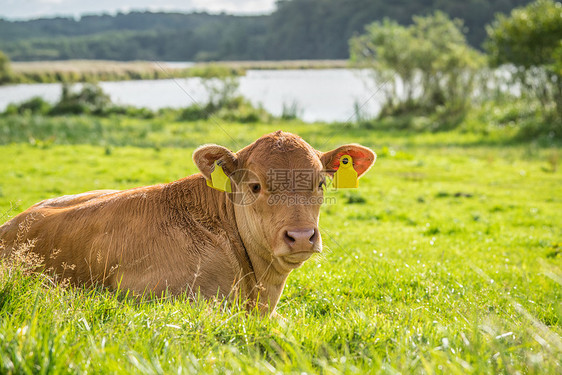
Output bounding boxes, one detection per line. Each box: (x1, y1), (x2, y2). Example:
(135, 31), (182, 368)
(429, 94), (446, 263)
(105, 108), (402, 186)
(209, 161), (232, 193)
(334, 154), (358, 189)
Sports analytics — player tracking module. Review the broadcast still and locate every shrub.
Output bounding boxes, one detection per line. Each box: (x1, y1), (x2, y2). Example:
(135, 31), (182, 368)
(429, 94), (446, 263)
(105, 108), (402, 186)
(350, 12), (483, 119)
(103, 105), (155, 119)
(3, 97), (52, 115)
(178, 105), (209, 121)
(177, 76), (271, 123)
(201, 76), (241, 111)
(485, 0), (562, 126)
(281, 100), (302, 120)
(214, 97), (270, 123)
(50, 83), (111, 115)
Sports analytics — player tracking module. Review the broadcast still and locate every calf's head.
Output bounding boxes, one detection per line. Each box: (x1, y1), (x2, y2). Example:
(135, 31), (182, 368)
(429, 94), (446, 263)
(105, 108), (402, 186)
(194, 131), (375, 272)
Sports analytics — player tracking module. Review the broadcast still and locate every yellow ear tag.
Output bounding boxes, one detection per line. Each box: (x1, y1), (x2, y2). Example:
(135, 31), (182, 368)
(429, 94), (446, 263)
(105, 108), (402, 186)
(334, 155), (358, 189)
(209, 161), (232, 193)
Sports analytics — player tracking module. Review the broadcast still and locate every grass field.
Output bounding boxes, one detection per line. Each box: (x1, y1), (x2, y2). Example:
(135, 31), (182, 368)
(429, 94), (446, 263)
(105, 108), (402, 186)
(0, 115), (561, 373)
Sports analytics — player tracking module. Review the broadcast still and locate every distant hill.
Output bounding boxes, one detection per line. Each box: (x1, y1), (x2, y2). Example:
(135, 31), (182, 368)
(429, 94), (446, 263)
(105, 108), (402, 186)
(0, 0), (534, 61)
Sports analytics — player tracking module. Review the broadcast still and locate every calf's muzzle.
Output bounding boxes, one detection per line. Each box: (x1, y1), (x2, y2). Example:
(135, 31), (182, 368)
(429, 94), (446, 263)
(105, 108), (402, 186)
(283, 228), (319, 252)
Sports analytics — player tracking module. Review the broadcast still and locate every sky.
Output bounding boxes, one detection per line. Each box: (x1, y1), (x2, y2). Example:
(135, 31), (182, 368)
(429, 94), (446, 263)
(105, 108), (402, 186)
(0, 0), (278, 20)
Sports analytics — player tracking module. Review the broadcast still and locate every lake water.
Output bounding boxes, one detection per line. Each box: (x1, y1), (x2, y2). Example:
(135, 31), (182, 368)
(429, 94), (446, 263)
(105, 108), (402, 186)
(0, 69), (385, 123)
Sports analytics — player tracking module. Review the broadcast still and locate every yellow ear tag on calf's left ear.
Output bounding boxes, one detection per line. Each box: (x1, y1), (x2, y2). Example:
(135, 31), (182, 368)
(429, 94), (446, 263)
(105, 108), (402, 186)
(208, 161), (232, 193)
(334, 154), (358, 189)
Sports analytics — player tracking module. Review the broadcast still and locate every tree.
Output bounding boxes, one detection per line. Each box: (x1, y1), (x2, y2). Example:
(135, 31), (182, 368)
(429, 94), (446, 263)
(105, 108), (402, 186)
(485, 0), (562, 118)
(350, 11), (483, 118)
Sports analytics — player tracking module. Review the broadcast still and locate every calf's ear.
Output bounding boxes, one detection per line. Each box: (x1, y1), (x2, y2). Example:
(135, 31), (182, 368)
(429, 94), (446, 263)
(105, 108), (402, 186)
(320, 144), (376, 177)
(193, 144), (238, 180)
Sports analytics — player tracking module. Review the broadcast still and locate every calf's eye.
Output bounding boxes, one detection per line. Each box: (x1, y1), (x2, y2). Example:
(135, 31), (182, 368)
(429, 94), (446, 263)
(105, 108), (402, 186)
(249, 183), (261, 193)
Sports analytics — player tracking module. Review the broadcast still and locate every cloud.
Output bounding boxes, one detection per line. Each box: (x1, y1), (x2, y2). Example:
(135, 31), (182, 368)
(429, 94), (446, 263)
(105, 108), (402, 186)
(190, 0), (276, 14)
(38, 0), (65, 4)
(0, 0), (277, 20)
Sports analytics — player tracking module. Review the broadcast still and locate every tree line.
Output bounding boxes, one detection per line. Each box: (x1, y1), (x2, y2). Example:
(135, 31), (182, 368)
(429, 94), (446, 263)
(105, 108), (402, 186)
(0, 0), (534, 61)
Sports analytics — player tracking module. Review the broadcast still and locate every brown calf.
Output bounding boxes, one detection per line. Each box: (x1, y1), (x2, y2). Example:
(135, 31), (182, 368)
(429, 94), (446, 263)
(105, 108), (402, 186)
(0, 131), (375, 314)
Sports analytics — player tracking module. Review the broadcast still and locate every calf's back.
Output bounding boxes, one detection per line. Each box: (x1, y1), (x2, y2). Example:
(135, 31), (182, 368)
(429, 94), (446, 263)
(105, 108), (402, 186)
(0, 176), (250, 300)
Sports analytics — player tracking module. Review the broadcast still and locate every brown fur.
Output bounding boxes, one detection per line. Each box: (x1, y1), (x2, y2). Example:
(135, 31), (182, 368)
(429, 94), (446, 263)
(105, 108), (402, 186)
(0, 131), (375, 314)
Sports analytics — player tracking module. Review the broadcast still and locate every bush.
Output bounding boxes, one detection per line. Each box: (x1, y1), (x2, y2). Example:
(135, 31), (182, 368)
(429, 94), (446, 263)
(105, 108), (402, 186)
(103, 105), (155, 119)
(2, 76), (273, 123)
(177, 97), (270, 123)
(50, 83), (112, 115)
(281, 100), (302, 120)
(177, 76), (271, 123)
(201, 76), (241, 111)
(350, 12), (483, 119)
(214, 97), (270, 123)
(4, 97), (52, 116)
(485, 0), (562, 135)
(178, 105), (209, 121)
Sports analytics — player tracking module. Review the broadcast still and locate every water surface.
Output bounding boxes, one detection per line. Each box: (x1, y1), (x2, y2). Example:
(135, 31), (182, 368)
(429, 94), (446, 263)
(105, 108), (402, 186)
(0, 69), (384, 122)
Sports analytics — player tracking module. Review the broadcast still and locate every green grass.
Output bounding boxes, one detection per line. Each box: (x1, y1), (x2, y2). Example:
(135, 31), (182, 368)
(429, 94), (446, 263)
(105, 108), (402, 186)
(0, 115), (561, 373)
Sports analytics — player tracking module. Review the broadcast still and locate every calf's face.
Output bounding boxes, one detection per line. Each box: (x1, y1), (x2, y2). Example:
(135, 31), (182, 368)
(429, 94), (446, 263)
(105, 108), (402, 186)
(194, 132), (375, 271)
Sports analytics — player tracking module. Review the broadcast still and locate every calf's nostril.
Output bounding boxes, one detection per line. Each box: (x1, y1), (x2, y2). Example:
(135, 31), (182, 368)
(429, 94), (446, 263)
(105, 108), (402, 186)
(309, 228), (318, 244)
(284, 231), (296, 246)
